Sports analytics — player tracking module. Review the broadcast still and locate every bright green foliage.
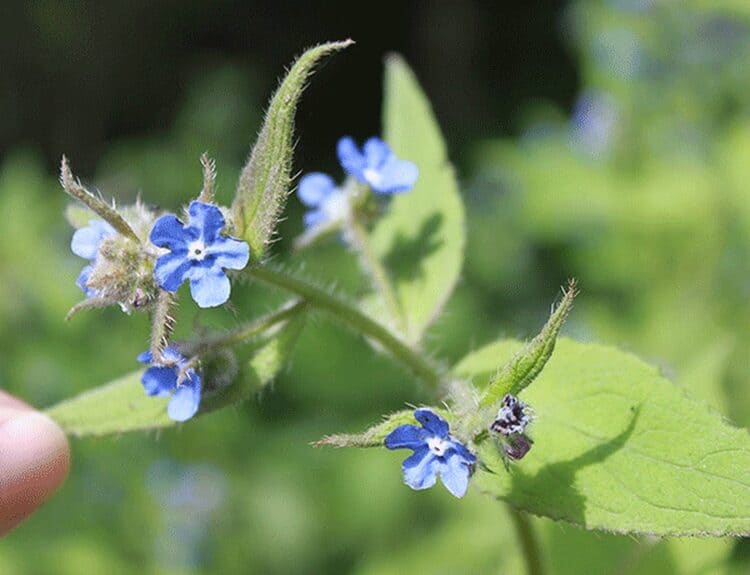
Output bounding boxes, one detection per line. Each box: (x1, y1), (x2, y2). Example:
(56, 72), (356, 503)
(232, 40), (353, 259)
(46, 316), (306, 436)
(369, 55), (465, 344)
(478, 280), (576, 408)
(456, 338), (750, 536)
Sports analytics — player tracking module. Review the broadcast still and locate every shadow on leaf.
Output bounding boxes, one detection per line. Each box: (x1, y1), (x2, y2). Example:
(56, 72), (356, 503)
(382, 212), (444, 283)
(506, 406), (641, 525)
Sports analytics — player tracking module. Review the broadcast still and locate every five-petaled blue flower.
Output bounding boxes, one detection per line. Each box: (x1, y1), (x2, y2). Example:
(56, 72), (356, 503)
(385, 409), (476, 498)
(71, 219), (116, 297)
(137, 346), (202, 422)
(150, 201), (249, 308)
(297, 173), (351, 229)
(337, 136), (418, 194)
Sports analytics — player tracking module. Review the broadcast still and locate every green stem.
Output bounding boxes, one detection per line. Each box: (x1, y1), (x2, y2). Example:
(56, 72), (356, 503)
(192, 300), (307, 353)
(509, 506), (545, 575)
(346, 215), (406, 333)
(246, 265), (444, 388)
(150, 290), (176, 363)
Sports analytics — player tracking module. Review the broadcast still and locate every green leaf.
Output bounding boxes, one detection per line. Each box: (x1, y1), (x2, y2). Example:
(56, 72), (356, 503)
(478, 279), (576, 408)
(232, 40), (353, 259)
(455, 338), (750, 536)
(314, 407), (450, 448)
(46, 315), (306, 437)
(369, 55), (466, 343)
(46, 370), (171, 436)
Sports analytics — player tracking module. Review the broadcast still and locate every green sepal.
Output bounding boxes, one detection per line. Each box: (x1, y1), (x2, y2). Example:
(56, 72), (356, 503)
(231, 40), (353, 258)
(477, 279), (577, 408)
(59, 156), (140, 242)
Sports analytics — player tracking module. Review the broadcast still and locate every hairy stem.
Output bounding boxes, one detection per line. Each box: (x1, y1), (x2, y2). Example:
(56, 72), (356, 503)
(190, 300), (307, 354)
(150, 290), (176, 363)
(346, 215), (406, 334)
(509, 507), (545, 575)
(245, 265), (444, 388)
(198, 152), (217, 204)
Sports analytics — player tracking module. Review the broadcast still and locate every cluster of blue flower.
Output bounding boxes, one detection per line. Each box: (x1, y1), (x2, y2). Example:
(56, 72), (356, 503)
(72, 202), (250, 422)
(298, 136), (418, 228)
(69, 136), (531, 497)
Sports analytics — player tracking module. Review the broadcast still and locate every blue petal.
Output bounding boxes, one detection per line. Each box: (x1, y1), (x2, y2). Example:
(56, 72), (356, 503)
(162, 346), (186, 365)
(189, 269), (231, 308)
(154, 252), (193, 292)
(137, 346), (186, 367)
(448, 438), (477, 464)
(372, 157), (419, 194)
(298, 173), (337, 207)
(150, 214), (191, 251)
(303, 209), (328, 229)
(384, 424), (428, 450)
(168, 376), (202, 422)
(208, 236), (250, 270)
(141, 366), (177, 397)
(76, 264), (97, 298)
(336, 136), (366, 180)
(438, 452), (471, 498)
(188, 202), (226, 243)
(71, 220), (114, 260)
(362, 137), (391, 168)
(401, 447), (439, 491)
(414, 409), (450, 438)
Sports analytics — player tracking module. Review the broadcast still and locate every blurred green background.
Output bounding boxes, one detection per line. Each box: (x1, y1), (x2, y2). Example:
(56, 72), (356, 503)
(2, 1), (750, 573)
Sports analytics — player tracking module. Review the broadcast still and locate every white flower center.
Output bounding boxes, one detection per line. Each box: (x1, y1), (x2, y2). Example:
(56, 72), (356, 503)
(321, 191), (351, 222)
(188, 240), (207, 261)
(427, 436), (449, 457)
(363, 168), (382, 186)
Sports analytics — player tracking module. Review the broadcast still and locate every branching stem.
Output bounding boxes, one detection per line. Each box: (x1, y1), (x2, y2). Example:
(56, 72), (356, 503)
(245, 265), (444, 388)
(189, 300), (307, 355)
(346, 215), (407, 334)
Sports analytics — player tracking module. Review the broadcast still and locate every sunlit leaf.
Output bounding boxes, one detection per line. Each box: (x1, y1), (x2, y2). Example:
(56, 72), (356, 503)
(369, 55), (465, 343)
(455, 338), (750, 536)
(46, 315), (306, 437)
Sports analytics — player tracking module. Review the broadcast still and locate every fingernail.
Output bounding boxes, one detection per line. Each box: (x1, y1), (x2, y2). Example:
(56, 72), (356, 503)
(0, 409), (70, 535)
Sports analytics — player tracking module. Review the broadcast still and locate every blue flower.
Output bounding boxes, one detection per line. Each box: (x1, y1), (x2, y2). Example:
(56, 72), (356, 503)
(150, 201), (249, 308)
(385, 409), (476, 498)
(337, 136), (418, 194)
(71, 219), (116, 297)
(297, 173), (351, 229)
(137, 346), (202, 422)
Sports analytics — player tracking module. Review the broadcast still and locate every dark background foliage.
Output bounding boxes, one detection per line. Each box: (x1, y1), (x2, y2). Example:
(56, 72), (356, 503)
(0, 1), (576, 173)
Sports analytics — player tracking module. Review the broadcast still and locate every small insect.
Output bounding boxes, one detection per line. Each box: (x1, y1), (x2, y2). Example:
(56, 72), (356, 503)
(490, 394), (533, 461)
(490, 393), (531, 436)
